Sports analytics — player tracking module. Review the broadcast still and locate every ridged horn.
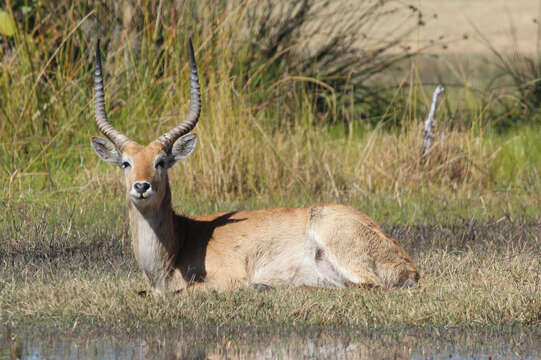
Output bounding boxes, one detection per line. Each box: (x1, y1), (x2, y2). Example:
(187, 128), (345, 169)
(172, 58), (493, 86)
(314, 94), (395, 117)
(94, 39), (132, 150)
(156, 38), (201, 150)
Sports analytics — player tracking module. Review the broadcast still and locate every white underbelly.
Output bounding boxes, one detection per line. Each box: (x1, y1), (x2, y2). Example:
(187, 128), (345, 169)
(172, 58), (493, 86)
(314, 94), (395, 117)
(250, 235), (358, 288)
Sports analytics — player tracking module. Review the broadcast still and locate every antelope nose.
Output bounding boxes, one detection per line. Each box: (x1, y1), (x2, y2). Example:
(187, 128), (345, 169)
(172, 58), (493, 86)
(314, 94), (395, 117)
(133, 182), (151, 194)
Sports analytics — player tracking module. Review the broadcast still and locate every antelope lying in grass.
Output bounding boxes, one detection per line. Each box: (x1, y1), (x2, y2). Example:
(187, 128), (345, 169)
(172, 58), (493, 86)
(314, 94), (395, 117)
(91, 40), (420, 294)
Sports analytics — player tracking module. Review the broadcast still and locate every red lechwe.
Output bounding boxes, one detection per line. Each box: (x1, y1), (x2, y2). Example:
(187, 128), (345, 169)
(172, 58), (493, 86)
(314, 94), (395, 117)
(91, 39), (420, 294)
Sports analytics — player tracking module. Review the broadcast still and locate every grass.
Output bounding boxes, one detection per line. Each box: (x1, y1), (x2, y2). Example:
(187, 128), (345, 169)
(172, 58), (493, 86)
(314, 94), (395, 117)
(1, 0), (540, 206)
(1, 201), (540, 332)
(8, 120), (539, 225)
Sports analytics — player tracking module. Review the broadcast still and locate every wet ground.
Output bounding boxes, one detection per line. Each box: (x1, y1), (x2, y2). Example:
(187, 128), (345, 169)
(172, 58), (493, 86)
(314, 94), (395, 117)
(2, 326), (541, 359)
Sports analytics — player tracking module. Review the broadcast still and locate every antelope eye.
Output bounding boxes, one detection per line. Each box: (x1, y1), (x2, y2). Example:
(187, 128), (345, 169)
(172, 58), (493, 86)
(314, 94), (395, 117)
(155, 159), (165, 168)
(121, 161), (131, 169)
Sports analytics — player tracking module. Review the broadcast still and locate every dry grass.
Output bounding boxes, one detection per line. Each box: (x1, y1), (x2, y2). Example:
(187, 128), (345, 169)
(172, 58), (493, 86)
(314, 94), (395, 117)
(76, 118), (540, 225)
(1, 202), (540, 332)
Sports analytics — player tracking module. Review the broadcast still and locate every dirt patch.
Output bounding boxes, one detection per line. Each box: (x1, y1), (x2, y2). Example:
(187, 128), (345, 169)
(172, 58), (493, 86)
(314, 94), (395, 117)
(392, 0), (539, 54)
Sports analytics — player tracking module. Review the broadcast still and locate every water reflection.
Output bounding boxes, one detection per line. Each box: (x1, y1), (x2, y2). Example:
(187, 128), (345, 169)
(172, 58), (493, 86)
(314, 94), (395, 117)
(2, 326), (540, 359)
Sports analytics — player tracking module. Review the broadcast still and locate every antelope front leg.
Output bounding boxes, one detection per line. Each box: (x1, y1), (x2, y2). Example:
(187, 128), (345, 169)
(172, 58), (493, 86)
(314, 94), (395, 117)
(348, 268), (383, 289)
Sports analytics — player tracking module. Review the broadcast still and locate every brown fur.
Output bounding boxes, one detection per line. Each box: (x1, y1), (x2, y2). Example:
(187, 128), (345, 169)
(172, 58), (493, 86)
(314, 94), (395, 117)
(92, 139), (420, 293)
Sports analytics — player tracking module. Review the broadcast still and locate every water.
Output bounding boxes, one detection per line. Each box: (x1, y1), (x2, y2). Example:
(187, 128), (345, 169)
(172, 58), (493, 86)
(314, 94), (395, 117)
(2, 326), (540, 359)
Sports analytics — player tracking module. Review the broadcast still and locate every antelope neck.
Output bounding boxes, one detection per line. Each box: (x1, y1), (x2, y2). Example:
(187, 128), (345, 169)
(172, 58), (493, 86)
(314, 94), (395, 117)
(128, 184), (176, 240)
(127, 183), (181, 287)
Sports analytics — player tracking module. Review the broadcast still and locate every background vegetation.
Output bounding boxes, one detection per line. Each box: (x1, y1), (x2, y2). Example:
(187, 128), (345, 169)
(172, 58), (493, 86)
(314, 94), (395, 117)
(0, 0), (540, 335)
(0, 0), (538, 219)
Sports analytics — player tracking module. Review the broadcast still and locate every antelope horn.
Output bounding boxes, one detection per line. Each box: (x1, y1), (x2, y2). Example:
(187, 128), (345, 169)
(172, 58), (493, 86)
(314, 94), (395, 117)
(156, 38), (201, 150)
(94, 39), (132, 150)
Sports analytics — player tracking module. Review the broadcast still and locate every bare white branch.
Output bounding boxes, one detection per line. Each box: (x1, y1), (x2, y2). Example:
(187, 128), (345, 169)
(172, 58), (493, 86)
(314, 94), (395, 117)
(421, 84), (444, 159)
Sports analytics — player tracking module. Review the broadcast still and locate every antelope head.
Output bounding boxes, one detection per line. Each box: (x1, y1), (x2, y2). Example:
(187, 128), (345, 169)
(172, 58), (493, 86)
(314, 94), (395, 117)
(90, 39), (201, 210)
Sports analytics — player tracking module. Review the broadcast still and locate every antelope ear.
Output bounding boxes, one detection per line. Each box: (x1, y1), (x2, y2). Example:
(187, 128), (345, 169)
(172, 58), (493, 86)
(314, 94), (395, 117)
(167, 134), (197, 167)
(91, 136), (122, 166)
